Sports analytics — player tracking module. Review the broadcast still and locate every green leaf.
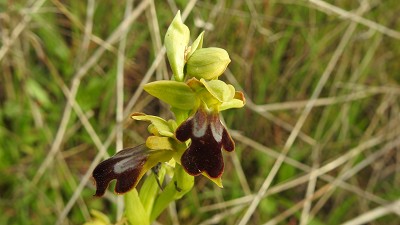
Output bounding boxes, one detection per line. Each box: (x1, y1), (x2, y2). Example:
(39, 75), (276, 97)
(164, 11), (190, 81)
(26, 78), (51, 107)
(33, 13), (70, 64)
(144, 81), (198, 110)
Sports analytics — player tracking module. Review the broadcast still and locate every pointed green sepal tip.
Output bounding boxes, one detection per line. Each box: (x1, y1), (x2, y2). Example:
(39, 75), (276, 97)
(202, 172), (223, 188)
(187, 31), (205, 59)
(165, 11), (190, 81)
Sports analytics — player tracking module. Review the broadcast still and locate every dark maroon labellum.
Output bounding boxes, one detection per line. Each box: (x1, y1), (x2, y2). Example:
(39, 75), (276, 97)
(175, 109), (234, 178)
(92, 145), (149, 196)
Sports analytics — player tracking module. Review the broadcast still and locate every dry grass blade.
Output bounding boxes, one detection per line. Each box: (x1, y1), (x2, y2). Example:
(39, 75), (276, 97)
(308, 0), (400, 39)
(252, 88), (390, 112)
(114, 0), (134, 219)
(0, 0), (47, 61)
(341, 199), (400, 225)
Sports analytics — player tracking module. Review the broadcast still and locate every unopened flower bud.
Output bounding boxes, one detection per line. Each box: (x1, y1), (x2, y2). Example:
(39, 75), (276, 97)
(186, 47), (230, 80)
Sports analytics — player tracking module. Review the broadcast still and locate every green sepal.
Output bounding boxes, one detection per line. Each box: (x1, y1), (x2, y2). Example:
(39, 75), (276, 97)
(186, 47), (231, 80)
(187, 31), (204, 59)
(144, 80), (198, 110)
(164, 11), (190, 81)
(170, 107), (192, 126)
(131, 112), (174, 137)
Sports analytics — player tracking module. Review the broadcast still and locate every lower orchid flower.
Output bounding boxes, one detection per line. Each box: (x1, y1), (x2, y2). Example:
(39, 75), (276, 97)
(92, 114), (179, 196)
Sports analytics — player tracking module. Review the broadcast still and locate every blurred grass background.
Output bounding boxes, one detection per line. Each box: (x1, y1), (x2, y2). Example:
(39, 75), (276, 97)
(1, 0), (400, 224)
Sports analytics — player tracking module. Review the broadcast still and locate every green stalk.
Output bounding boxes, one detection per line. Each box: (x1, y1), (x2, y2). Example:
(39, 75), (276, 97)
(139, 165), (166, 218)
(150, 164), (193, 221)
(148, 108), (194, 222)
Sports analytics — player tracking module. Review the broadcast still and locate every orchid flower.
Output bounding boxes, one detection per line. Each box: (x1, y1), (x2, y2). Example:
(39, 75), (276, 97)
(92, 10), (244, 198)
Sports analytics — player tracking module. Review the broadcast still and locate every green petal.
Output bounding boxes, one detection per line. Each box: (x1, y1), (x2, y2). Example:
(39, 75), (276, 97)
(144, 80), (198, 110)
(146, 136), (174, 150)
(200, 79), (234, 102)
(164, 11), (190, 81)
(220, 99), (245, 111)
(131, 112), (174, 137)
(168, 119), (178, 131)
(186, 77), (204, 92)
(187, 78), (224, 109)
(220, 91), (246, 111)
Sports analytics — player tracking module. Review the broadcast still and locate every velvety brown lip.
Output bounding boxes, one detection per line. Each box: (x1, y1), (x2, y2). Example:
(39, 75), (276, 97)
(175, 108), (235, 178)
(92, 145), (148, 197)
